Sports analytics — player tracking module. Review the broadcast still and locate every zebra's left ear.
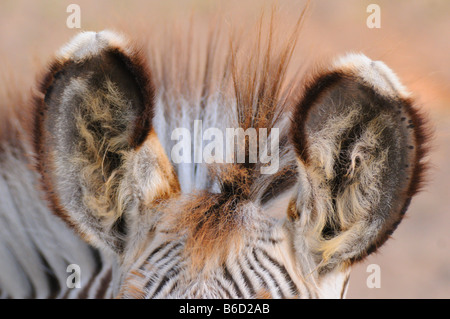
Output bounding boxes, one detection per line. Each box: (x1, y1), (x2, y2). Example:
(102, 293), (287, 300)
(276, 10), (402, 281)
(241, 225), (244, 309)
(288, 54), (431, 273)
(33, 31), (180, 254)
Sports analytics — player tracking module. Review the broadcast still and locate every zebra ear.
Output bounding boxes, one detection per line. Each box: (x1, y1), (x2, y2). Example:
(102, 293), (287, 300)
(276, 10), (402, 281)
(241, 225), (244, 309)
(33, 31), (180, 254)
(288, 54), (430, 273)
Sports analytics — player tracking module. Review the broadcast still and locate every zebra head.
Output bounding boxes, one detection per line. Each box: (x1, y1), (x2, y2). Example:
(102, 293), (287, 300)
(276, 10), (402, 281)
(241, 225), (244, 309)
(32, 30), (429, 298)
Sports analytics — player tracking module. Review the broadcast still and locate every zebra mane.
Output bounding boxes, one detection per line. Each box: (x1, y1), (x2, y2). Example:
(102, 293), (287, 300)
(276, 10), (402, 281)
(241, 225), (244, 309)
(150, 8), (307, 200)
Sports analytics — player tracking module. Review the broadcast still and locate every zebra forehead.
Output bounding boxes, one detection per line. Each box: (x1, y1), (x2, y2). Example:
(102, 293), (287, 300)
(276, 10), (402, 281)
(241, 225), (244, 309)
(155, 194), (262, 271)
(117, 227), (349, 299)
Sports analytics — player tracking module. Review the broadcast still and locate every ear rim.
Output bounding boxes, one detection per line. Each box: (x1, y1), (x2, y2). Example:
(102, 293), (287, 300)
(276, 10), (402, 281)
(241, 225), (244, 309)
(31, 31), (157, 247)
(291, 56), (432, 201)
(289, 54), (432, 271)
(360, 93), (432, 261)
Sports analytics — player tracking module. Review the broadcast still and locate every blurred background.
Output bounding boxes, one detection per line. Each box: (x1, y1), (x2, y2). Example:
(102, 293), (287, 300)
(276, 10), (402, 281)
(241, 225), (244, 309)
(0, 0), (448, 298)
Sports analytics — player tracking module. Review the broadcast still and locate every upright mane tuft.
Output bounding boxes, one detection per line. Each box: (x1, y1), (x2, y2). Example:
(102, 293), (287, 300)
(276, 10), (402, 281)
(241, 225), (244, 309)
(150, 7), (308, 199)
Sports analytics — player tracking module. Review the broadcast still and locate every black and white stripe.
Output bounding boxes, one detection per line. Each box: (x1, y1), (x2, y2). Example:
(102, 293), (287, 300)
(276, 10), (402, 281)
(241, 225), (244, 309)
(140, 241), (185, 298)
(133, 236), (314, 299)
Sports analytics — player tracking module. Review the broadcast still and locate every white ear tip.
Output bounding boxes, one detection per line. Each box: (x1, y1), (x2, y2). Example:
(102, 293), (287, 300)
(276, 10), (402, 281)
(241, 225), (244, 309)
(57, 30), (127, 62)
(332, 53), (411, 98)
(332, 53), (372, 69)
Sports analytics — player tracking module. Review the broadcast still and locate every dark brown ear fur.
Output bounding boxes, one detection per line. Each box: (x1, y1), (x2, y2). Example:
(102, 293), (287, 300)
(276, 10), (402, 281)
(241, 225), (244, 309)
(289, 55), (431, 272)
(32, 31), (159, 253)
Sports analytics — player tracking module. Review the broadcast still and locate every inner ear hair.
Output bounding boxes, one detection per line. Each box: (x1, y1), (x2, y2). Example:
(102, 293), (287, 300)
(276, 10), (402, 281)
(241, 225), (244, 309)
(32, 31), (168, 253)
(289, 54), (431, 273)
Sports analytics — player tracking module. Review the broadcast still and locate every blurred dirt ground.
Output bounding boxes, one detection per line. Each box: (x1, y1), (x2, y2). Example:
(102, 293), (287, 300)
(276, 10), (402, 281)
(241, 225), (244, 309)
(0, 0), (448, 298)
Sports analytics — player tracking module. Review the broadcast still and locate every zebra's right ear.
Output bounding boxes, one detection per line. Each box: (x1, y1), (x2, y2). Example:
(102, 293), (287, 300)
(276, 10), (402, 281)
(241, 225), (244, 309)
(33, 31), (180, 254)
(288, 54), (430, 274)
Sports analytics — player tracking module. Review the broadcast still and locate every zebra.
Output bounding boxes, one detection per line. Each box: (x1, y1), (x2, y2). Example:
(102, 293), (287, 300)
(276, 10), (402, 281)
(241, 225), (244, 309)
(0, 18), (430, 299)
